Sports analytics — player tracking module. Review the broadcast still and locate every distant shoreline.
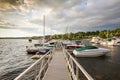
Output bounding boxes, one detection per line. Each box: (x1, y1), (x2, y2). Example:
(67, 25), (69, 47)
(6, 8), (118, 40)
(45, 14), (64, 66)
(0, 36), (41, 39)
(0, 38), (28, 39)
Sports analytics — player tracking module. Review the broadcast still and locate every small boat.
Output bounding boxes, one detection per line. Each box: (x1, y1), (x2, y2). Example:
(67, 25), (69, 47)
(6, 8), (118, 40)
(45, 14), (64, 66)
(90, 37), (101, 44)
(107, 37), (120, 46)
(31, 49), (51, 59)
(26, 42), (54, 54)
(38, 45), (55, 54)
(100, 40), (107, 46)
(100, 37), (120, 46)
(73, 46), (110, 57)
(26, 43), (44, 54)
(26, 45), (39, 54)
(66, 44), (84, 49)
(38, 48), (50, 54)
(31, 48), (50, 59)
(62, 40), (71, 46)
(31, 53), (41, 59)
(66, 40), (85, 49)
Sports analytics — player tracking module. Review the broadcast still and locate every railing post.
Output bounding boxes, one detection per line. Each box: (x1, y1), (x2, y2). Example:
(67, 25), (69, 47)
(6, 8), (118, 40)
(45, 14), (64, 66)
(76, 66), (79, 80)
(62, 45), (94, 80)
(14, 48), (54, 80)
(34, 64), (38, 79)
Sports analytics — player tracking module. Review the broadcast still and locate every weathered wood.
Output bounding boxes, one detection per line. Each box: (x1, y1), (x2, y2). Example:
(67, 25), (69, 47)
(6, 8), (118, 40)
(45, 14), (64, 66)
(43, 49), (72, 80)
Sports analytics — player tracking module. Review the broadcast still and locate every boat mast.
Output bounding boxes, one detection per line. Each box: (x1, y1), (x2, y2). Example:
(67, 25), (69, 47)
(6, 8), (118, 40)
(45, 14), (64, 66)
(43, 15), (45, 47)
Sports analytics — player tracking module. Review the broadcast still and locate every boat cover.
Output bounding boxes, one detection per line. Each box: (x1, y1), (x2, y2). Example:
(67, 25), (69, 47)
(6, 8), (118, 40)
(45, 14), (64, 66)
(47, 45), (54, 47)
(75, 46), (98, 51)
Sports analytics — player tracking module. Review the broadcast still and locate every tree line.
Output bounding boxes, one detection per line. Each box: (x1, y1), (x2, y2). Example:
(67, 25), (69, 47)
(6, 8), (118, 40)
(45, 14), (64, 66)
(50, 28), (120, 40)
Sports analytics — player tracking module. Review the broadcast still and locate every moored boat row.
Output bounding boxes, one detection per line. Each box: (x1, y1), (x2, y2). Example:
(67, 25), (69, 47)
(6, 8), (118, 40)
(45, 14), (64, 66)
(26, 40), (56, 59)
(90, 37), (120, 46)
(62, 40), (110, 57)
(26, 39), (113, 58)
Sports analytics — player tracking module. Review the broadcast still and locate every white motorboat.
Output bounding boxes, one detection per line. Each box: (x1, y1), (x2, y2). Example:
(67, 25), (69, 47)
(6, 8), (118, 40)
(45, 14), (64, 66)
(100, 40), (107, 46)
(90, 37), (101, 44)
(107, 37), (120, 46)
(62, 40), (71, 45)
(100, 37), (120, 46)
(73, 46), (110, 57)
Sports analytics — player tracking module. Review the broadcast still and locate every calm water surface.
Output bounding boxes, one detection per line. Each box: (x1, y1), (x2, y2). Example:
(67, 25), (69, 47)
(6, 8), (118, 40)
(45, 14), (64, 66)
(0, 39), (38, 80)
(77, 40), (120, 80)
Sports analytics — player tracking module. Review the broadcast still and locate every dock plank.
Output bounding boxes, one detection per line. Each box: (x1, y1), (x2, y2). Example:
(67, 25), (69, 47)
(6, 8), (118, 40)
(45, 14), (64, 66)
(43, 49), (71, 80)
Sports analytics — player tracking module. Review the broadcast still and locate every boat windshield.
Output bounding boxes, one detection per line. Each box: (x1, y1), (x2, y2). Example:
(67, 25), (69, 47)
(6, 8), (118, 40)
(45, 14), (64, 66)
(75, 40), (82, 45)
(34, 44), (43, 47)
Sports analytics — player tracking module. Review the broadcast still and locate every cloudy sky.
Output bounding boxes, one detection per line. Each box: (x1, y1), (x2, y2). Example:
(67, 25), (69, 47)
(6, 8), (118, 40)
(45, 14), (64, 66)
(0, 0), (120, 37)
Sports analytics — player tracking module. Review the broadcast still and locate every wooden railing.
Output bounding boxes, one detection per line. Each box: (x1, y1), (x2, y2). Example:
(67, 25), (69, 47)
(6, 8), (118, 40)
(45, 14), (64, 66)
(14, 48), (55, 80)
(62, 46), (94, 80)
(15, 41), (94, 80)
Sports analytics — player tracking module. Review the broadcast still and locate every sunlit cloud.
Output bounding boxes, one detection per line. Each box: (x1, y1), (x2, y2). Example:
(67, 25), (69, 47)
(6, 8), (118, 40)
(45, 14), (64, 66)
(0, 0), (120, 37)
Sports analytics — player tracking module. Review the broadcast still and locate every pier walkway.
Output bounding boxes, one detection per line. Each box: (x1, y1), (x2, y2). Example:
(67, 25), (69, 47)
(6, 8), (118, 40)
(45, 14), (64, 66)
(43, 48), (71, 80)
(14, 42), (94, 80)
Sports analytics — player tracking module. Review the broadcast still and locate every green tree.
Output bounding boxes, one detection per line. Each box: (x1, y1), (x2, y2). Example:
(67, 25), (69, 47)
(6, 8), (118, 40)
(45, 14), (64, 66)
(99, 32), (106, 38)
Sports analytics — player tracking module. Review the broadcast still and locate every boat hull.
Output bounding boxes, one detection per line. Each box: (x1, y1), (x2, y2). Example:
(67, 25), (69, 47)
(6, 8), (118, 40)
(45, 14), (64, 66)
(73, 48), (110, 57)
(26, 48), (39, 54)
(108, 41), (120, 46)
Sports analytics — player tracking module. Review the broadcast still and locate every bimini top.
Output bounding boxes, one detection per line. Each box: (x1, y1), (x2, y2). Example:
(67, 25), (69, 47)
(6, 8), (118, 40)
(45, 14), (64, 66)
(75, 46), (98, 51)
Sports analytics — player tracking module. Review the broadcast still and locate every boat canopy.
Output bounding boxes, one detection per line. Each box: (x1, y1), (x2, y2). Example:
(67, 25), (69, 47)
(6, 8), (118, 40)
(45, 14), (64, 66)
(75, 46), (98, 51)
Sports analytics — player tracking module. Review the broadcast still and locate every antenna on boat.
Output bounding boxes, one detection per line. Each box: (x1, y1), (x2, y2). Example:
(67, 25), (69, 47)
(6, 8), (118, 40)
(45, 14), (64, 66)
(68, 26), (71, 40)
(66, 25), (70, 40)
(65, 26), (68, 39)
(50, 27), (53, 40)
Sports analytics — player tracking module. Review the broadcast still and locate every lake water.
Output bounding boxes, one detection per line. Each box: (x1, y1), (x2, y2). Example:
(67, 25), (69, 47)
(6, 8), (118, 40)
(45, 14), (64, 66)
(0, 39), (38, 80)
(76, 40), (120, 80)
(0, 39), (120, 80)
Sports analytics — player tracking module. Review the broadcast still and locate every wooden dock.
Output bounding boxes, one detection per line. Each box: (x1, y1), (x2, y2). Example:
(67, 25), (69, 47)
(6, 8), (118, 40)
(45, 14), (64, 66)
(43, 48), (72, 80)
(14, 42), (94, 80)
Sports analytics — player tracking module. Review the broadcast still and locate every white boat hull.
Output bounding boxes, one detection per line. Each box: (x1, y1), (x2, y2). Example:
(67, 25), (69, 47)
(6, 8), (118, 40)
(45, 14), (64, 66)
(73, 48), (110, 57)
(90, 37), (101, 44)
(108, 41), (120, 46)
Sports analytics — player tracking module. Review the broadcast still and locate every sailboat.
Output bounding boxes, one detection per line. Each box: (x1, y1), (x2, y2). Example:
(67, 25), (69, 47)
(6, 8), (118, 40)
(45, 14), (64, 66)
(26, 15), (53, 54)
